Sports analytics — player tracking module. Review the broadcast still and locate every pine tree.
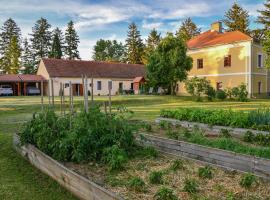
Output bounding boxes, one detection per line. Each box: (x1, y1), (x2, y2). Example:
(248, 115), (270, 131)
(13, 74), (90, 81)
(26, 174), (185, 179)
(263, 30), (270, 68)
(21, 38), (35, 74)
(143, 29), (161, 64)
(3, 36), (21, 74)
(176, 18), (201, 42)
(49, 28), (63, 59)
(65, 21), (80, 60)
(257, 0), (270, 29)
(30, 17), (52, 63)
(223, 2), (250, 34)
(125, 22), (144, 64)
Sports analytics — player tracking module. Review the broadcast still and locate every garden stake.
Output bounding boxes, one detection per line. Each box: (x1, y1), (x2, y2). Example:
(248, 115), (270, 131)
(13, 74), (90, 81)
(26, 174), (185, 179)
(91, 77), (94, 108)
(109, 87), (112, 116)
(60, 83), (63, 115)
(63, 83), (65, 115)
(41, 80), (44, 111)
(85, 75), (89, 113)
(51, 78), (55, 108)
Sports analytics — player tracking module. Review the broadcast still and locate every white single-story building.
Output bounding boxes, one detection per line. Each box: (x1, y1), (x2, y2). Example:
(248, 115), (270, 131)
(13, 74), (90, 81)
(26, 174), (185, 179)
(37, 58), (146, 96)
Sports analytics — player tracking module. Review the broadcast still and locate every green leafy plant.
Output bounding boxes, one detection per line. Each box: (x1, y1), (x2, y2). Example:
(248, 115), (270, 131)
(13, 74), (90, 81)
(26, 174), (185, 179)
(198, 165), (213, 179)
(183, 178), (199, 193)
(166, 129), (181, 140)
(103, 145), (127, 171)
(159, 121), (172, 129)
(170, 159), (184, 171)
(137, 146), (159, 158)
(219, 129), (232, 138)
(154, 187), (178, 200)
(149, 171), (163, 184)
(216, 90), (227, 100)
(239, 173), (256, 189)
(127, 177), (146, 192)
(243, 131), (255, 143)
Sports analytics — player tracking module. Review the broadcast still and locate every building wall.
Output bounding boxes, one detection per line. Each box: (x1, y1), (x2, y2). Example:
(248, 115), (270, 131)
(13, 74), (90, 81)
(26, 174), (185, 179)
(48, 77), (134, 96)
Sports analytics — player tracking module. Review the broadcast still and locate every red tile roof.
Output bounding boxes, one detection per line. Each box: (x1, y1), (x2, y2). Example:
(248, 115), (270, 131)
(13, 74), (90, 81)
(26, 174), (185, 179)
(0, 74), (45, 82)
(133, 76), (145, 83)
(42, 58), (146, 79)
(187, 30), (252, 50)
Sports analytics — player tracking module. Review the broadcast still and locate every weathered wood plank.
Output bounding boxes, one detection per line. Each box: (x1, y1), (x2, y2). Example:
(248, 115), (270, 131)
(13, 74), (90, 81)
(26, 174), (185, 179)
(13, 135), (123, 200)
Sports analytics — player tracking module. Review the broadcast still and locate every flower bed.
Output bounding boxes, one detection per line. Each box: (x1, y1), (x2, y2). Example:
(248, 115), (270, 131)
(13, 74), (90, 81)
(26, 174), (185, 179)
(160, 108), (270, 131)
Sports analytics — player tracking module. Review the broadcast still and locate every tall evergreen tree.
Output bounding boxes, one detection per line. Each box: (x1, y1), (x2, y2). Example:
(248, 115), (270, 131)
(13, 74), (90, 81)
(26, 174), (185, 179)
(2, 36), (21, 74)
(257, 0), (270, 29)
(223, 2), (250, 34)
(176, 18), (201, 42)
(125, 22), (144, 64)
(49, 28), (63, 59)
(143, 29), (161, 64)
(21, 38), (35, 74)
(0, 18), (21, 73)
(263, 30), (270, 68)
(65, 21), (80, 60)
(30, 17), (52, 66)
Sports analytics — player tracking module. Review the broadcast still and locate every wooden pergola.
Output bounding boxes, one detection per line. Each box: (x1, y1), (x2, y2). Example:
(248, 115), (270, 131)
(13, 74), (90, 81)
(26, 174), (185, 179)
(0, 74), (46, 96)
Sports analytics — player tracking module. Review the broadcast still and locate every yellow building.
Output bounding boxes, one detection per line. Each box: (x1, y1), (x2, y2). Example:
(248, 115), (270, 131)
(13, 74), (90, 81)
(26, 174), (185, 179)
(178, 22), (270, 98)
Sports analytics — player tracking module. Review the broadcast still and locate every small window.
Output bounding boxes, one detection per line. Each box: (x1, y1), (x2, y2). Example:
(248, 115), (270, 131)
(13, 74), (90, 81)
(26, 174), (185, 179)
(258, 54), (263, 68)
(197, 59), (203, 69)
(97, 81), (102, 90)
(216, 82), (222, 90)
(64, 83), (69, 88)
(119, 82), (123, 90)
(108, 81), (112, 90)
(258, 81), (262, 94)
(130, 83), (134, 90)
(224, 55), (231, 67)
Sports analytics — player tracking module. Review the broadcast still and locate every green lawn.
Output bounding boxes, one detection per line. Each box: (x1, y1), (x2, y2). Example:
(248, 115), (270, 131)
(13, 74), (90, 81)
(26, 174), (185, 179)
(0, 95), (270, 199)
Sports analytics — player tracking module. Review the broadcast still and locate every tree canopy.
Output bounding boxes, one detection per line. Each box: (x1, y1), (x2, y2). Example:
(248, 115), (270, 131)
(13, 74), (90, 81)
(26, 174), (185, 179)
(146, 33), (193, 95)
(21, 38), (35, 74)
(176, 18), (201, 42)
(65, 21), (80, 60)
(143, 29), (161, 64)
(49, 28), (63, 59)
(257, 0), (270, 29)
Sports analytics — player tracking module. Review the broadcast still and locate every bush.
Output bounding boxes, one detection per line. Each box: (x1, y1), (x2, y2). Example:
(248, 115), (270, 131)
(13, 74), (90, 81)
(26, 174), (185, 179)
(205, 85), (216, 101)
(127, 177), (146, 192)
(232, 83), (248, 102)
(170, 159), (184, 171)
(149, 171), (163, 184)
(239, 173), (256, 189)
(216, 90), (227, 100)
(154, 187), (178, 200)
(185, 77), (212, 101)
(198, 165), (213, 179)
(219, 129), (232, 138)
(159, 121), (172, 129)
(225, 88), (233, 99)
(183, 178), (199, 193)
(103, 145), (127, 171)
(243, 131), (255, 143)
(137, 146), (159, 158)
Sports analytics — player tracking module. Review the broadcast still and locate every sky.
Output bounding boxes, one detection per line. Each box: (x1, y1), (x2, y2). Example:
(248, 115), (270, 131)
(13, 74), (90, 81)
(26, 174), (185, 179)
(0, 0), (266, 60)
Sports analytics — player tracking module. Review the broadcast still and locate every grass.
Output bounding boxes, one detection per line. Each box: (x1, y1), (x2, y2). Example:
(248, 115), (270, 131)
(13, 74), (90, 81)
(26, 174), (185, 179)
(0, 95), (270, 199)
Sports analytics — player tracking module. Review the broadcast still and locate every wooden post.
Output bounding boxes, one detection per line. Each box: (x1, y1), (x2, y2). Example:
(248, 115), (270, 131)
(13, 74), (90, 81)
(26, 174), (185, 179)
(41, 80), (44, 111)
(60, 83), (63, 115)
(104, 101), (107, 114)
(48, 80), (51, 106)
(63, 83), (65, 115)
(85, 76), (88, 113)
(51, 79), (54, 108)
(23, 82), (27, 96)
(81, 75), (85, 110)
(91, 77), (94, 108)
(109, 87), (112, 116)
(17, 82), (20, 96)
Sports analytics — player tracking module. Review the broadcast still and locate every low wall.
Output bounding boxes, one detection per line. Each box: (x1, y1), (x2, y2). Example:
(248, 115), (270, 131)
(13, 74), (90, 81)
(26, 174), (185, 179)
(156, 117), (269, 137)
(137, 133), (270, 180)
(13, 135), (123, 200)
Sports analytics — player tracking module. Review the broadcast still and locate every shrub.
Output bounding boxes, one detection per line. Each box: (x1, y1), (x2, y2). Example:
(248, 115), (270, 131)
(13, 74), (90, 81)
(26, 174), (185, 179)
(239, 173), (256, 189)
(216, 90), (227, 100)
(137, 146), (159, 158)
(219, 129), (232, 138)
(238, 83), (249, 102)
(243, 131), (255, 143)
(127, 177), (146, 192)
(225, 87), (233, 99)
(149, 171), (163, 184)
(143, 122), (152, 132)
(185, 77), (212, 101)
(166, 129), (181, 140)
(103, 145), (127, 171)
(198, 165), (213, 179)
(205, 85), (216, 101)
(183, 178), (199, 193)
(160, 121), (172, 129)
(170, 159), (184, 171)
(154, 187), (178, 200)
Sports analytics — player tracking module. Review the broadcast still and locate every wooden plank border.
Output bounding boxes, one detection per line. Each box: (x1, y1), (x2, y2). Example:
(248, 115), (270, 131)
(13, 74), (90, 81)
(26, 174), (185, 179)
(156, 117), (269, 137)
(137, 133), (270, 180)
(13, 134), (123, 200)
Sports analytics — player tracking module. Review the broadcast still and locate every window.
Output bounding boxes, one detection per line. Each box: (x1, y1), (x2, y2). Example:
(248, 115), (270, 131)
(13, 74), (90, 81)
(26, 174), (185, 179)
(119, 82), (123, 90)
(224, 55), (231, 67)
(130, 83), (134, 90)
(197, 59), (203, 69)
(258, 81), (262, 94)
(64, 83), (69, 88)
(97, 81), (102, 90)
(108, 81), (112, 90)
(258, 54), (263, 68)
(216, 82), (222, 90)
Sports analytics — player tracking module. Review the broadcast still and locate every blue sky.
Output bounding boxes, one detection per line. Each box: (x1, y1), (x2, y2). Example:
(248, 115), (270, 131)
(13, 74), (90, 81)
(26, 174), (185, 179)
(0, 0), (265, 59)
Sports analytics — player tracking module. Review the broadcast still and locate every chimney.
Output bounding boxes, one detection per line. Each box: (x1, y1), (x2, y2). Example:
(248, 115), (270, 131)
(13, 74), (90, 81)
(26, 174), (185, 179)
(211, 21), (222, 33)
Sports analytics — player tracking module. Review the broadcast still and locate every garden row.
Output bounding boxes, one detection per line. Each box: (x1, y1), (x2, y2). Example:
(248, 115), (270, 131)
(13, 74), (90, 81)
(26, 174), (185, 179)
(160, 107), (270, 131)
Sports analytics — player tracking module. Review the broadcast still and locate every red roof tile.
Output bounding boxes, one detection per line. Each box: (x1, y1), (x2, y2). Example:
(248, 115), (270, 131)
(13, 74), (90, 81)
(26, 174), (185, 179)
(42, 58), (146, 79)
(0, 74), (45, 82)
(187, 30), (252, 49)
(0, 74), (21, 82)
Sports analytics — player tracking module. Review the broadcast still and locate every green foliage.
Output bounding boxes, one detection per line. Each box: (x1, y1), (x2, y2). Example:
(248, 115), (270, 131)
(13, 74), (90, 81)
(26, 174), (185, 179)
(176, 17), (201, 42)
(159, 121), (172, 129)
(149, 171), (163, 184)
(257, 1), (270, 29)
(198, 165), (213, 179)
(170, 159), (184, 171)
(215, 90), (227, 100)
(183, 178), (199, 194)
(219, 129), (232, 138)
(143, 29), (161, 64)
(239, 173), (256, 189)
(142, 122), (152, 132)
(20, 107), (136, 168)
(127, 177), (146, 192)
(166, 129), (181, 140)
(65, 20), (80, 60)
(161, 107), (270, 132)
(21, 38), (35, 74)
(49, 28), (63, 59)
(136, 146), (159, 158)
(154, 187), (178, 200)
(263, 30), (270, 68)
(231, 84), (248, 102)
(243, 131), (255, 143)
(146, 33), (192, 95)
(223, 2), (250, 34)
(225, 88), (233, 99)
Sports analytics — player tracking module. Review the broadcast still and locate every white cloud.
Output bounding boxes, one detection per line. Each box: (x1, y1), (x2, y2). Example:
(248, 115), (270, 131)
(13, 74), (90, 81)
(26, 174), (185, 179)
(142, 20), (163, 30)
